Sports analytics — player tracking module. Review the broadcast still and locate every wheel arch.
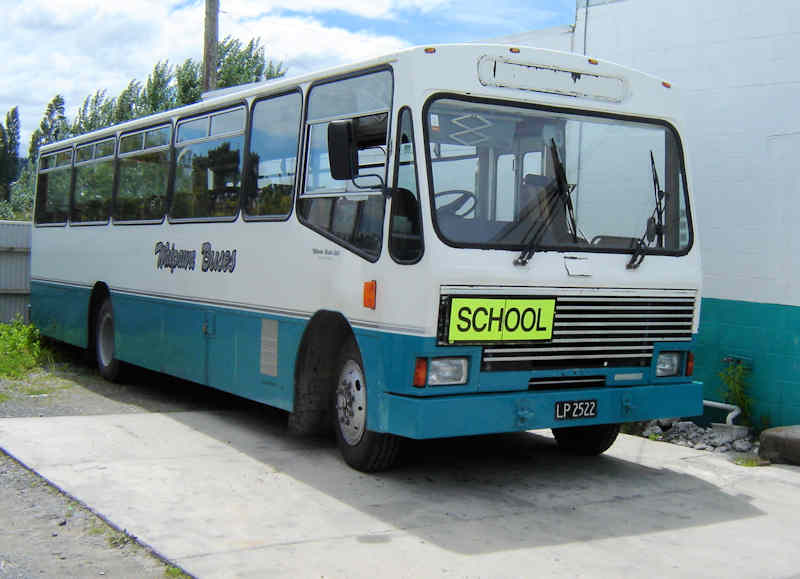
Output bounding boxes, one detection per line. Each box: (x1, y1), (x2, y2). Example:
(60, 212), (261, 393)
(87, 282), (111, 354)
(288, 309), (357, 435)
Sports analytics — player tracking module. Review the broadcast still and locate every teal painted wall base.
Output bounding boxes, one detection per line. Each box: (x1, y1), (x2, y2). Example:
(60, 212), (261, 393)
(696, 297), (800, 428)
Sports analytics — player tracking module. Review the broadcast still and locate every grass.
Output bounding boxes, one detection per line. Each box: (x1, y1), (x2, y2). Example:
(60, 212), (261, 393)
(164, 566), (192, 578)
(734, 456), (770, 467)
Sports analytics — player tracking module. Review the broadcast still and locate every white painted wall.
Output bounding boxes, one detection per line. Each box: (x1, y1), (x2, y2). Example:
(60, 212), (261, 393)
(503, 0), (800, 306)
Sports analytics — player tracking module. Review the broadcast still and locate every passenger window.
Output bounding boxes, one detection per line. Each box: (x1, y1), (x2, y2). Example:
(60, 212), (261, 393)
(298, 70), (392, 259)
(172, 107), (245, 220)
(116, 125), (172, 221)
(72, 138), (115, 223)
(35, 150), (72, 225)
(245, 92), (301, 218)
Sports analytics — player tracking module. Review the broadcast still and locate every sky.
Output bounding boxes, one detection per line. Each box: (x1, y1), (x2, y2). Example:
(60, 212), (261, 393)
(0, 0), (576, 155)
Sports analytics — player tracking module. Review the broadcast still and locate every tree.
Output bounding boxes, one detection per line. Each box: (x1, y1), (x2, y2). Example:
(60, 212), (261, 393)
(139, 61), (175, 116)
(113, 80), (142, 124)
(175, 59), (202, 107)
(29, 94), (68, 160)
(217, 37), (284, 88)
(0, 107), (20, 201)
(72, 90), (115, 136)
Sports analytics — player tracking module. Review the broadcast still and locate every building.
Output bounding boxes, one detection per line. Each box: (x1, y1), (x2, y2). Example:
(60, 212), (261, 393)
(498, 0), (800, 426)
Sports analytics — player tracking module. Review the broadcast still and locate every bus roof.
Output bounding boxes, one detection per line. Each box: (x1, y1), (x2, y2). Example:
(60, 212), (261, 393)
(39, 43), (675, 156)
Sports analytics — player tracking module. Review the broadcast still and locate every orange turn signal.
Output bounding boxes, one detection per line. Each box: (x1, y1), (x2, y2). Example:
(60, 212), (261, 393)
(588, 58), (599, 65)
(424, 47), (436, 54)
(509, 47), (520, 54)
(686, 352), (694, 376)
(662, 81), (672, 89)
(413, 358), (428, 387)
(363, 280), (376, 310)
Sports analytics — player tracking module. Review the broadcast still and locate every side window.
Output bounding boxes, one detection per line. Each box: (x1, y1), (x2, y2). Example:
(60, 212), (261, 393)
(35, 149), (72, 225)
(72, 138), (115, 223)
(298, 70), (392, 259)
(245, 92), (301, 218)
(389, 108), (423, 263)
(116, 125), (171, 221)
(172, 107), (245, 220)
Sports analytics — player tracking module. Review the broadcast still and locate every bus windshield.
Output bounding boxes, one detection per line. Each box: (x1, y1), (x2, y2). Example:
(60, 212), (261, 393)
(426, 97), (691, 254)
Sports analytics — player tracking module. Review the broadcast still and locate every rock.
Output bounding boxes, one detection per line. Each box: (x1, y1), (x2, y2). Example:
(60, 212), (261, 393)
(642, 424), (663, 438)
(733, 439), (752, 452)
(759, 426), (800, 466)
(714, 444), (731, 453)
(694, 442), (709, 450)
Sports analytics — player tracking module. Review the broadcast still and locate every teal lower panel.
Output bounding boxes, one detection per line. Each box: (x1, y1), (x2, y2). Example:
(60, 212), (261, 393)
(30, 281), (90, 348)
(112, 292), (303, 411)
(376, 382), (703, 439)
(696, 298), (800, 428)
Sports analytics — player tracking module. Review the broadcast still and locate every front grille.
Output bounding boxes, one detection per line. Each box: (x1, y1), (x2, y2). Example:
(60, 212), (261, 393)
(481, 294), (695, 371)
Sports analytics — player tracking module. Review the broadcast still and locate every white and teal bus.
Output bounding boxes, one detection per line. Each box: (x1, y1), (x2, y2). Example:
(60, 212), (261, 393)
(31, 44), (702, 471)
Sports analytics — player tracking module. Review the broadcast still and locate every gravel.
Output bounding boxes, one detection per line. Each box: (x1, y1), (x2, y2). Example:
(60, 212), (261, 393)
(634, 418), (760, 458)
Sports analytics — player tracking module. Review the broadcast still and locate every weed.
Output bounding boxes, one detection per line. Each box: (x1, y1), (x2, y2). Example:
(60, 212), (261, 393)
(0, 392), (9, 404)
(719, 358), (753, 426)
(0, 317), (43, 379)
(165, 566), (192, 578)
(107, 532), (132, 548)
(88, 524), (104, 536)
(648, 433), (661, 441)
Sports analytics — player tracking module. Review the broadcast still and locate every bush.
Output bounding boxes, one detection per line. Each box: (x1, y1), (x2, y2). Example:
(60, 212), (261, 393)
(0, 317), (42, 378)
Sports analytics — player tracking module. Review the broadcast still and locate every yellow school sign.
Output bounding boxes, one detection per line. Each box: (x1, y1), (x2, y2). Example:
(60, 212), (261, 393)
(448, 298), (556, 342)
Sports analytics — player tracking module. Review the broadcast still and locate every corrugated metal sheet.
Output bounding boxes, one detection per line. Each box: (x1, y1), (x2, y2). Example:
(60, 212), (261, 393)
(0, 220), (32, 322)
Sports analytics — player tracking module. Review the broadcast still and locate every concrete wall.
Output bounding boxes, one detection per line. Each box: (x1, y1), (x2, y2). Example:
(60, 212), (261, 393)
(498, 0), (800, 426)
(0, 221), (31, 323)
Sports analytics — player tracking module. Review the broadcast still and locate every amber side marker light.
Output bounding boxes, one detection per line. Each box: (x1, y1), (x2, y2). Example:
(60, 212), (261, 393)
(686, 352), (695, 376)
(424, 47), (436, 54)
(363, 280), (377, 310)
(509, 47), (520, 54)
(588, 58), (599, 65)
(413, 358), (428, 387)
(662, 81), (672, 89)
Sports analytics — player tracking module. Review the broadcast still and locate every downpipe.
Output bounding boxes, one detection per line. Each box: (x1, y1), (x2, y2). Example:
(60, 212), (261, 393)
(703, 399), (741, 426)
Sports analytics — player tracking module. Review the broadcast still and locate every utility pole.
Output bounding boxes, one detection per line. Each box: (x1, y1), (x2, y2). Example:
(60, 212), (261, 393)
(203, 0), (219, 92)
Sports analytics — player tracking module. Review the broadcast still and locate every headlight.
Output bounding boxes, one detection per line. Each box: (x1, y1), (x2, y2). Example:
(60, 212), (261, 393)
(656, 352), (681, 377)
(427, 357), (469, 385)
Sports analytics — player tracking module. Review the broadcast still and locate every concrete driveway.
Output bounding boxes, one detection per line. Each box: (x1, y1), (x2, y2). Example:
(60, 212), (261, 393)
(1, 405), (799, 578)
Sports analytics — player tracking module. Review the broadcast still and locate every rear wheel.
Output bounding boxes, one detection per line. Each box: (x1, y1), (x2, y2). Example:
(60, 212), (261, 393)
(95, 297), (121, 382)
(552, 423), (620, 456)
(333, 338), (400, 472)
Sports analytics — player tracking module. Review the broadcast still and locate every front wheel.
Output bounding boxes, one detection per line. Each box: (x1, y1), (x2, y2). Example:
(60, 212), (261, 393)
(552, 423), (620, 456)
(95, 297), (121, 382)
(333, 338), (401, 472)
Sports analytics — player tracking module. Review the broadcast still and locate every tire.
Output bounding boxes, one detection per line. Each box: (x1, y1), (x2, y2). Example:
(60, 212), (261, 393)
(333, 338), (401, 472)
(95, 297), (121, 382)
(552, 423), (620, 456)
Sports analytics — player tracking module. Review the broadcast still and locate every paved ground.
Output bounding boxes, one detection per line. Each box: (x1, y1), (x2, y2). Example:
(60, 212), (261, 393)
(3, 381), (800, 577)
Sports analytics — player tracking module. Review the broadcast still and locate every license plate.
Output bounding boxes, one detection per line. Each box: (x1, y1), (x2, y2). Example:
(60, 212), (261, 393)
(555, 399), (598, 420)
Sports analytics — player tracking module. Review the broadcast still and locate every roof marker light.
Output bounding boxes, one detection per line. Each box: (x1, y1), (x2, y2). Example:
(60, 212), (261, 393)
(509, 47), (520, 54)
(662, 81), (672, 88)
(424, 47), (436, 54)
(588, 58), (599, 65)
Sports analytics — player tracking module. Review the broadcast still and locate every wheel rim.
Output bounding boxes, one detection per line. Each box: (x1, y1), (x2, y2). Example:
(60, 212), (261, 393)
(336, 359), (366, 446)
(98, 311), (114, 368)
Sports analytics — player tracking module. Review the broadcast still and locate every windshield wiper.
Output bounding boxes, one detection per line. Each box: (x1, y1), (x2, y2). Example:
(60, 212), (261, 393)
(627, 150), (665, 269)
(514, 139), (578, 266)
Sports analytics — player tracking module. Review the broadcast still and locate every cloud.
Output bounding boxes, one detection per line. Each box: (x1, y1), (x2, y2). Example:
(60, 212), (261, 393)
(0, 0), (408, 152)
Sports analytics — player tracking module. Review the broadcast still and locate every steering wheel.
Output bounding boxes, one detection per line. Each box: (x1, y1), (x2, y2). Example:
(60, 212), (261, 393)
(434, 189), (477, 217)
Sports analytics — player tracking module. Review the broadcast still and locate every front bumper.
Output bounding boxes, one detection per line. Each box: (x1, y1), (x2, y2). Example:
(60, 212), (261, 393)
(374, 381), (703, 439)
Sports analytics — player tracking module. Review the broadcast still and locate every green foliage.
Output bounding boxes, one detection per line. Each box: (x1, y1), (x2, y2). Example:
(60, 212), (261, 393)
(29, 94), (69, 159)
(0, 106), (21, 201)
(719, 359), (753, 426)
(0, 317), (42, 379)
(175, 59), (202, 106)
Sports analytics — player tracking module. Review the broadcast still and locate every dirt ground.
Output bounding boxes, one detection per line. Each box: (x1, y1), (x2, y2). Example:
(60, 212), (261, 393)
(0, 342), (251, 579)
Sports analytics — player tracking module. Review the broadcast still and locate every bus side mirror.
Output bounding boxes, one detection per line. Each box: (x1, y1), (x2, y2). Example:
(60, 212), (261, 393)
(328, 120), (358, 181)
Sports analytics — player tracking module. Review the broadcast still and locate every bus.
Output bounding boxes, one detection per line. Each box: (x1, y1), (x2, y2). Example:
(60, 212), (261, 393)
(31, 44), (702, 471)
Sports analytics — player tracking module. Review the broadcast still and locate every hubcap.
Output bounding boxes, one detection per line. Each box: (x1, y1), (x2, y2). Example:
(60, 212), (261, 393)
(336, 359), (366, 446)
(99, 311), (114, 368)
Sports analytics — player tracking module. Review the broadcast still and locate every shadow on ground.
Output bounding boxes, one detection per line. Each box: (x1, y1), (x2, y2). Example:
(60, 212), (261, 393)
(43, 345), (765, 555)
